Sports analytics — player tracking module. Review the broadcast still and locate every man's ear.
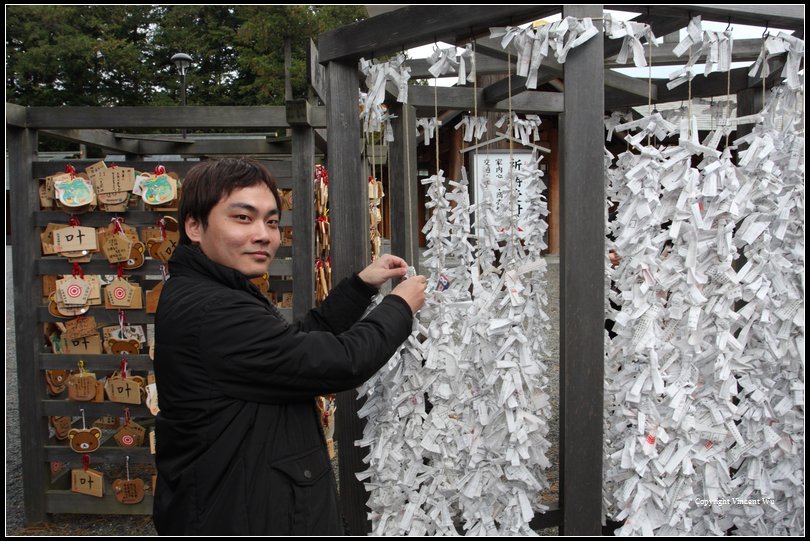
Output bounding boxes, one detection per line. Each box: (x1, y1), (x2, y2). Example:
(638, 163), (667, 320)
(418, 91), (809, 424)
(185, 216), (203, 243)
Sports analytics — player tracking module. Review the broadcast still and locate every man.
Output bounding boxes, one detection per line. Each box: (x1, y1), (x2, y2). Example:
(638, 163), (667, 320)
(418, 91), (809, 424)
(153, 157), (426, 535)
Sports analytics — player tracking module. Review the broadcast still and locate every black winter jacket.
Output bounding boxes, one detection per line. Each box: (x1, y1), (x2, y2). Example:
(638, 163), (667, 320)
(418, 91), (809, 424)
(153, 244), (413, 535)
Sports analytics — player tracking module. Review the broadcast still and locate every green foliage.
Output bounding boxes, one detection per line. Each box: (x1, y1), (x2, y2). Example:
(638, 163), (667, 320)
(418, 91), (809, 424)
(6, 5), (367, 107)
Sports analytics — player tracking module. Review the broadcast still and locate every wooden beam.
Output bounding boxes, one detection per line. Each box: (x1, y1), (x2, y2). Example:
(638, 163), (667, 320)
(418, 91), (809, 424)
(44, 492), (153, 515)
(560, 4), (604, 536)
(604, 13), (690, 59)
(9, 124), (48, 525)
(32, 160), (294, 188)
(482, 74), (529, 105)
(606, 38), (764, 68)
(388, 104), (420, 273)
(406, 54), (515, 79)
(656, 68), (750, 103)
(604, 69), (657, 100)
(24, 106), (292, 129)
(291, 125), (315, 321)
(735, 87), (764, 147)
(137, 138), (293, 156)
(38, 129), (323, 156)
(40, 354), (153, 372)
(491, 91), (564, 114)
(604, 58), (787, 109)
(318, 5), (561, 63)
(407, 85), (564, 114)
(286, 99), (312, 126)
(309, 39), (328, 104)
(38, 129), (139, 154)
(314, 128), (328, 153)
(326, 60), (369, 536)
(608, 4), (805, 31)
(409, 37), (764, 77)
(6, 102), (27, 127)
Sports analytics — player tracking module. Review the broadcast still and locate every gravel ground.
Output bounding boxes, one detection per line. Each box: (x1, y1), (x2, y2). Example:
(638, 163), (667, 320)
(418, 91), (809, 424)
(6, 247), (560, 535)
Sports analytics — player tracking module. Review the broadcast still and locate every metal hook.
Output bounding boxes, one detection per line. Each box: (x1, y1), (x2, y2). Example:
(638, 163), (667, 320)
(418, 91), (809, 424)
(762, 23), (769, 38)
(725, 18), (732, 32)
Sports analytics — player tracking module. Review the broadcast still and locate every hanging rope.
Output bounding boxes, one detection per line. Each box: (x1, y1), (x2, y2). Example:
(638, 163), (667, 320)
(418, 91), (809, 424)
(403, 102), (415, 267)
(507, 50), (517, 253)
(472, 36), (484, 277)
(688, 43), (693, 139)
(725, 60), (733, 148)
(434, 73), (440, 174)
(648, 36), (654, 146)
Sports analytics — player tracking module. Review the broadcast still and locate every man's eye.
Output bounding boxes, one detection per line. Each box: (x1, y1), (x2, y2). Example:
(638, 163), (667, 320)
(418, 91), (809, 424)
(236, 215), (251, 222)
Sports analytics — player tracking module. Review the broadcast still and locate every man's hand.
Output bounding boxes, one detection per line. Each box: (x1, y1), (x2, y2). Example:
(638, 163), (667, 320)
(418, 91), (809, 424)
(390, 275), (427, 314)
(609, 248), (621, 269)
(358, 254), (409, 288)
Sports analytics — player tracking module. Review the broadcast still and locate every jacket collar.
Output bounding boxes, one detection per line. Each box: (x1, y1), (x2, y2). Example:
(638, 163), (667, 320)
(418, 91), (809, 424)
(168, 244), (269, 304)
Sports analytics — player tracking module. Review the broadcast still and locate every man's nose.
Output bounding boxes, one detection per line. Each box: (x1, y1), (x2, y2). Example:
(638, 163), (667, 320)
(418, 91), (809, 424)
(251, 221), (272, 244)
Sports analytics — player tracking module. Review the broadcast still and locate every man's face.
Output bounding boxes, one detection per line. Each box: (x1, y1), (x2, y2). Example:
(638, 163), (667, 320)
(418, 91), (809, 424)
(185, 184), (281, 278)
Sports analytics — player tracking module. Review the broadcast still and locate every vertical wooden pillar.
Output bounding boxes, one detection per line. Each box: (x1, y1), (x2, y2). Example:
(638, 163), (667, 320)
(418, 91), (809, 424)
(560, 4), (604, 536)
(291, 122), (315, 321)
(388, 104), (420, 273)
(8, 122), (47, 525)
(325, 60), (369, 535)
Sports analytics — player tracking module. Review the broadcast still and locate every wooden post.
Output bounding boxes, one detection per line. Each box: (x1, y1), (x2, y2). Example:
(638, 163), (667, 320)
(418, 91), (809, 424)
(9, 124), (48, 524)
(326, 60), (370, 535)
(290, 123), (315, 321)
(559, 4), (604, 536)
(388, 104), (420, 273)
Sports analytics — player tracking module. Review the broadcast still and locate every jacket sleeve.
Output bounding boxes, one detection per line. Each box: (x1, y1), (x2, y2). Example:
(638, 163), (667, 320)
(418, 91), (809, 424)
(294, 274), (378, 334)
(198, 289), (413, 403)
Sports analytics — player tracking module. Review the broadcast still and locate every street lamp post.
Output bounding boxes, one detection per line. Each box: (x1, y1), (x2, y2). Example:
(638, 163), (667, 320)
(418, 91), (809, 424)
(171, 53), (192, 139)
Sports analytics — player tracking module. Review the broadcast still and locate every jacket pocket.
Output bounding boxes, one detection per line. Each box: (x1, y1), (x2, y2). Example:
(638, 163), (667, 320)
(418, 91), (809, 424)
(270, 446), (339, 535)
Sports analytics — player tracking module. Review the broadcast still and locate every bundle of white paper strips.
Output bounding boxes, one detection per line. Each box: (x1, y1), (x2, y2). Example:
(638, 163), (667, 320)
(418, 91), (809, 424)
(490, 17), (598, 89)
(427, 46), (460, 79)
(358, 155), (553, 535)
(495, 113), (544, 147)
(457, 43), (477, 85)
(604, 81), (804, 535)
(416, 117), (438, 146)
(358, 54), (410, 136)
(455, 115), (489, 143)
(604, 13), (657, 68)
(748, 32), (805, 91)
(667, 16), (735, 90)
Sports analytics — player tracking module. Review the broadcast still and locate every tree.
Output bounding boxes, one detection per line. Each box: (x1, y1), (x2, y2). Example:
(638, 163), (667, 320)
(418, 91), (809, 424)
(6, 5), (368, 107)
(150, 6), (242, 106)
(6, 5), (158, 106)
(235, 5), (366, 105)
